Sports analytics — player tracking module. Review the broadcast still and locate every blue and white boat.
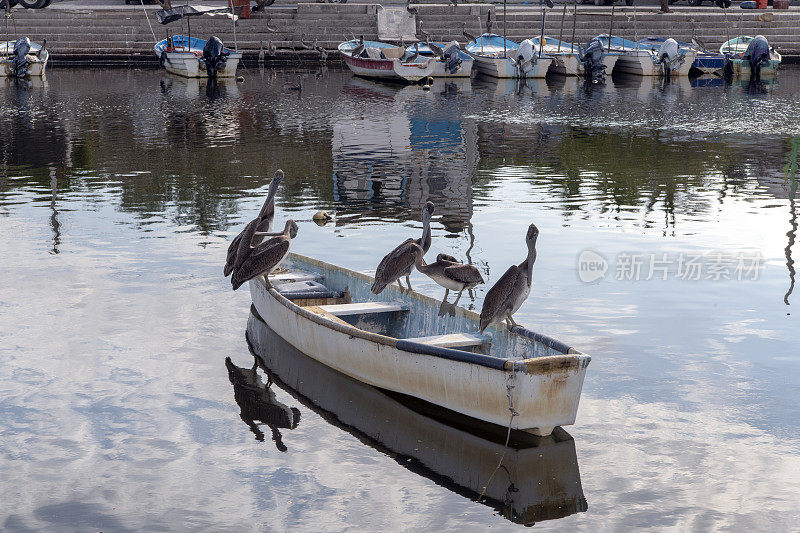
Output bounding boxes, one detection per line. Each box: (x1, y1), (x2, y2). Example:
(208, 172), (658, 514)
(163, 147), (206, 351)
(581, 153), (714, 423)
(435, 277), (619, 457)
(532, 36), (618, 76)
(637, 37), (725, 75)
(595, 34), (695, 77)
(154, 35), (242, 78)
(465, 34), (552, 79)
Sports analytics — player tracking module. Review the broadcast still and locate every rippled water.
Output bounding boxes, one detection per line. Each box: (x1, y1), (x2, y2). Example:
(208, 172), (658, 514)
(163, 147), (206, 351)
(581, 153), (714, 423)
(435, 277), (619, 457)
(1, 67), (799, 530)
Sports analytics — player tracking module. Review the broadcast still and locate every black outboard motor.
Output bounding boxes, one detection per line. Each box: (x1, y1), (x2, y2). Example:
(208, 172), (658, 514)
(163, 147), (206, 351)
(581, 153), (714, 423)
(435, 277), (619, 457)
(580, 37), (606, 84)
(442, 41), (462, 75)
(744, 35), (770, 81)
(12, 37), (31, 78)
(202, 36), (229, 78)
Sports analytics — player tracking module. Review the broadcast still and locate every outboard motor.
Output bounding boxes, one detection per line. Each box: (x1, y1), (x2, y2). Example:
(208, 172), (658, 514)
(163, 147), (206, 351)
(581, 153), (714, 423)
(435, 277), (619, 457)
(580, 37), (606, 84)
(12, 37), (31, 78)
(744, 35), (770, 81)
(656, 38), (683, 78)
(513, 39), (537, 78)
(442, 41), (462, 75)
(202, 36), (229, 78)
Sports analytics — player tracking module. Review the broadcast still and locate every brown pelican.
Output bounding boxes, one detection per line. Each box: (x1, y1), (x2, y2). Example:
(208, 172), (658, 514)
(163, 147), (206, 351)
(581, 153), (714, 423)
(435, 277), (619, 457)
(479, 223), (539, 333)
(371, 202), (435, 294)
(415, 252), (484, 305)
(462, 23), (477, 43)
(224, 170), (284, 277)
(231, 219), (299, 291)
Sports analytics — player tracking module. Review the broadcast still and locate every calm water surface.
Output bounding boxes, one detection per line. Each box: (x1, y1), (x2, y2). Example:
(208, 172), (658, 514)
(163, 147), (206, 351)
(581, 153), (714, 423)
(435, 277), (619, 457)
(1, 67), (799, 531)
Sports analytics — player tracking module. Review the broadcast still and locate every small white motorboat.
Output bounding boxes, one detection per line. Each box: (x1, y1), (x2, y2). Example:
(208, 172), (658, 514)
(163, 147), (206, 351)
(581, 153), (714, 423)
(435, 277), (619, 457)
(465, 34), (553, 79)
(720, 36), (781, 78)
(248, 252), (591, 437)
(1, 38), (48, 78)
(152, 4), (241, 78)
(154, 35), (242, 78)
(338, 40), (436, 82)
(594, 34), (695, 77)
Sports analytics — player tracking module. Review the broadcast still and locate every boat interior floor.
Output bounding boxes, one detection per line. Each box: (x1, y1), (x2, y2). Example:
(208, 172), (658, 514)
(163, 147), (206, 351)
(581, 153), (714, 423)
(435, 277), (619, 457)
(268, 272), (492, 355)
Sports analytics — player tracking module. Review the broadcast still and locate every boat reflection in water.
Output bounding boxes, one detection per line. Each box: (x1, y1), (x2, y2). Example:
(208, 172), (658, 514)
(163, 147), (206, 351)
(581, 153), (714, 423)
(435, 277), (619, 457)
(241, 309), (588, 526)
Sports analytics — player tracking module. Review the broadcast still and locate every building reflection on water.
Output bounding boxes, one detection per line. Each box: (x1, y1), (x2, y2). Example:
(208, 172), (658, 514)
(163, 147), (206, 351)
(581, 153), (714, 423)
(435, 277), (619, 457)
(332, 77), (478, 233)
(241, 309), (588, 526)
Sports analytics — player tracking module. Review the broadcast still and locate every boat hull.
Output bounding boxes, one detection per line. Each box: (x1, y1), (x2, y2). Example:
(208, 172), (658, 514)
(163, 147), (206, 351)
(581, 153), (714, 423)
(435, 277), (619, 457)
(0, 57), (47, 77)
(431, 56), (474, 78)
(726, 58), (780, 78)
(549, 53), (618, 76)
(341, 52), (435, 82)
(693, 54), (726, 75)
(612, 51), (655, 76)
(472, 55), (552, 79)
(160, 51), (242, 78)
(0, 41), (48, 77)
(248, 253), (590, 435)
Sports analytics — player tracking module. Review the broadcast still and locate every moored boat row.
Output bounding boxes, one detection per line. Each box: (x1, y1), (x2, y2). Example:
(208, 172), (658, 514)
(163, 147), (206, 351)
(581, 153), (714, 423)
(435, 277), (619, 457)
(338, 33), (780, 83)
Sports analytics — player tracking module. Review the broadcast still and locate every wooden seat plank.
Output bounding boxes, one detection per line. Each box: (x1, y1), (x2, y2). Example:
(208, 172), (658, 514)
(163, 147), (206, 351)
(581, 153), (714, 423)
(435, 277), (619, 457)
(269, 272), (322, 284)
(318, 301), (408, 317)
(403, 332), (491, 349)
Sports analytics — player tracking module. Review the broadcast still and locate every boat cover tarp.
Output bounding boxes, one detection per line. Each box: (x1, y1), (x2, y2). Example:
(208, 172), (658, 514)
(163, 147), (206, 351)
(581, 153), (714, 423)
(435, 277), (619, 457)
(465, 33), (520, 56)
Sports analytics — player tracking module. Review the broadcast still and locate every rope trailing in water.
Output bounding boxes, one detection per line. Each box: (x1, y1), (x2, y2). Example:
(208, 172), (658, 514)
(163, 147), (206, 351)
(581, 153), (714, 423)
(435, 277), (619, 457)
(139, 0), (157, 43)
(476, 364), (518, 503)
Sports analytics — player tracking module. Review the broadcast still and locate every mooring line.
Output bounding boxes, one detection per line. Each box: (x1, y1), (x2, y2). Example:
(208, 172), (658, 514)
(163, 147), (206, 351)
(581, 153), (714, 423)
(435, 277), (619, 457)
(139, 0), (157, 44)
(476, 363), (518, 502)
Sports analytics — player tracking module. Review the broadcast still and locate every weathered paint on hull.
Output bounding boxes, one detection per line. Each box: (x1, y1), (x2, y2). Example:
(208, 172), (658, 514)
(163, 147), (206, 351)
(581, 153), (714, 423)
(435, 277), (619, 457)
(161, 52), (242, 78)
(728, 59), (780, 78)
(247, 312), (588, 524)
(342, 53), (435, 82)
(248, 253), (590, 435)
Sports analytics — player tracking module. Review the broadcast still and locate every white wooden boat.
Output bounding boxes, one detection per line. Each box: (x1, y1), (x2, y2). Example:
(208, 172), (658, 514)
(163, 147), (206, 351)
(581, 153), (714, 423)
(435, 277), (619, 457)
(246, 313), (588, 525)
(248, 252), (591, 436)
(0, 39), (48, 77)
(532, 36), (618, 76)
(465, 34), (553, 79)
(154, 35), (241, 78)
(720, 36), (781, 78)
(595, 34), (695, 77)
(338, 40), (436, 82)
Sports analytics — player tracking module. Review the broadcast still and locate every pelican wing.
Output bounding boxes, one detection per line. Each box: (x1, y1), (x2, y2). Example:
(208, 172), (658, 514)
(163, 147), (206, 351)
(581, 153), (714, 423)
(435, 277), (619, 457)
(231, 235), (290, 291)
(224, 231), (243, 276)
(479, 264), (521, 332)
(233, 217), (260, 272)
(371, 238), (419, 294)
(444, 263), (484, 285)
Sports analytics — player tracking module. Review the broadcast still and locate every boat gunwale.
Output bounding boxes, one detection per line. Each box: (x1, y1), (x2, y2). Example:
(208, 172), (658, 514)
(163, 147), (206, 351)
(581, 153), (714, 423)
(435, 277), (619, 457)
(260, 252), (589, 374)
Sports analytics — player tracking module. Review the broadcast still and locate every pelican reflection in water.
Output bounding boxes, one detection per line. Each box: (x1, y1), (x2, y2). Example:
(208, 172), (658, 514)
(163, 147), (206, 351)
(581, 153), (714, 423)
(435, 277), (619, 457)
(225, 355), (300, 451)
(242, 310), (588, 526)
